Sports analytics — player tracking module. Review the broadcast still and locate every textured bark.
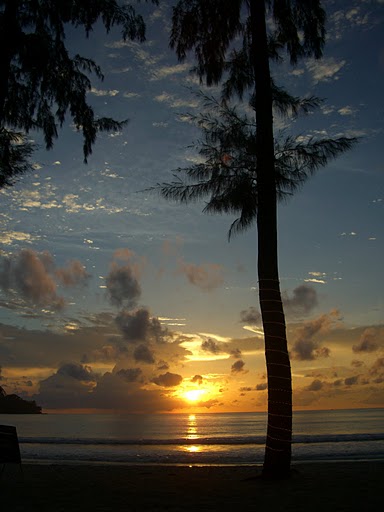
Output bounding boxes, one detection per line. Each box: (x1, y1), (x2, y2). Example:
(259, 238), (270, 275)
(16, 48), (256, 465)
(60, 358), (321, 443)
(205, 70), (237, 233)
(250, 0), (292, 478)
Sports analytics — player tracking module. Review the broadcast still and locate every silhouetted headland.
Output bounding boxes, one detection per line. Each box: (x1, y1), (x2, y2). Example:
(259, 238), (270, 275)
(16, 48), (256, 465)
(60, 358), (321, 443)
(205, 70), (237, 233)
(0, 385), (42, 413)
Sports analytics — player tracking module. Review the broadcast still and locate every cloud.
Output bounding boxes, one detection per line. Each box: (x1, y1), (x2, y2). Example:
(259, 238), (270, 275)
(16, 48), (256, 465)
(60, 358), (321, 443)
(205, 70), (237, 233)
(57, 363), (96, 381)
(344, 375), (360, 386)
(154, 92), (199, 109)
(151, 63), (190, 80)
(37, 363), (97, 409)
(306, 57), (346, 83)
(122, 91), (140, 98)
(55, 260), (90, 287)
(256, 382), (267, 391)
(0, 249), (89, 309)
(338, 106), (356, 116)
(133, 344), (156, 364)
(37, 366), (185, 412)
(105, 251), (141, 308)
(83, 343), (127, 363)
(178, 261), (224, 291)
(201, 338), (222, 354)
(352, 328), (379, 353)
(0, 231), (38, 245)
(283, 285), (318, 316)
(151, 372), (183, 387)
(306, 379), (324, 391)
(240, 307), (261, 324)
(191, 374), (203, 385)
(198, 399), (219, 409)
(230, 348), (242, 359)
(116, 368), (143, 383)
(290, 311), (339, 361)
(115, 308), (168, 344)
(231, 360), (246, 374)
(369, 357), (384, 382)
(90, 88), (119, 97)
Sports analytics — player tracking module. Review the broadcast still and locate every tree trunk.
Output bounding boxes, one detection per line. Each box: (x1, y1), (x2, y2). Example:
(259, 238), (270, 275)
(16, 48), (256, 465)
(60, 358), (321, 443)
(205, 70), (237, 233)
(250, 0), (292, 479)
(0, 0), (20, 124)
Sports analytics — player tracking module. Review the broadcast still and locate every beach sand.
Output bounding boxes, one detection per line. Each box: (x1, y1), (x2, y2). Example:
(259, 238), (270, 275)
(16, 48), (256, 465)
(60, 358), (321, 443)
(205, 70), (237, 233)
(0, 461), (382, 511)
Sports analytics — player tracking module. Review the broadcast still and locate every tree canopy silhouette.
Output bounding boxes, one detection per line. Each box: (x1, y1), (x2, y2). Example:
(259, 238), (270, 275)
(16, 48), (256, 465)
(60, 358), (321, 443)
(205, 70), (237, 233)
(163, 0), (357, 478)
(0, 0), (158, 187)
(160, 91), (357, 237)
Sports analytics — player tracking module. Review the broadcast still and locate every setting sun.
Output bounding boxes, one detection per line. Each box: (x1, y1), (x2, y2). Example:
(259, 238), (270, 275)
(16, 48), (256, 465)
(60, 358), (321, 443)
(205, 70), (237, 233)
(183, 389), (206, 402)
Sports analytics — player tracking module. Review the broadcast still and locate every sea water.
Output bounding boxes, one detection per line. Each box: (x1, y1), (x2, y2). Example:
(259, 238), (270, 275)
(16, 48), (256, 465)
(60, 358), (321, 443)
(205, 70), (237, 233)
(1, 409), (383, 465)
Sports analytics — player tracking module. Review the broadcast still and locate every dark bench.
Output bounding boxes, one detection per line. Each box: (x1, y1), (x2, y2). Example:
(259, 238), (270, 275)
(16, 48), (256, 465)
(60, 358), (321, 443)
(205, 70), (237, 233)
(0, 425), (22, 477)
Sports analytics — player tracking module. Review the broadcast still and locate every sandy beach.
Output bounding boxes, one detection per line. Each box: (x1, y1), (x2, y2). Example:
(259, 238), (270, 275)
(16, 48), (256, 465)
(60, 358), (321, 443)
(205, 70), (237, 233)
(0, 461), (382, 511)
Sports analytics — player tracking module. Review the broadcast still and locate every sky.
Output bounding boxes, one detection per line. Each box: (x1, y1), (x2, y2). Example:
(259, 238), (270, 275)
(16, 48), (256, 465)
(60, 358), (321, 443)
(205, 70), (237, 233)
(0, 0), (383, 414)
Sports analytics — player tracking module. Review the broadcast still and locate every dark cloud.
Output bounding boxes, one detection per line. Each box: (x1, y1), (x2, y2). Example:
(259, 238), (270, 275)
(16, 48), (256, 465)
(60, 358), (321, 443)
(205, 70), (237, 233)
(352, 328), (379, 353)
(105, 261), (141, 308)
(231, 360), (246, 374)
(201, 338), (221, 354)
(283, 285), (318, 316)
(83, 343), (127, 363)
(239, 307), (261, 324)
(290, 311), (338, 360)
(133, 344), (155, 364)
(36, 363), (97, 409)
(116, 368), (143, 383)
(37, 369), (185, 412)
(344, 375), (359, 386)
(191, 374), (203, 385)
(306, 379), (323, 391)
(115, 308), (167, 344)
(256, 382), (267, 391)
(178, 261), (224, 291)
(151, 372), (183, 387)
(57, 363), (97, 381)
(198, 399), (219, 409)
(230, 348), (242, 359)
(239, 382), (267, 391)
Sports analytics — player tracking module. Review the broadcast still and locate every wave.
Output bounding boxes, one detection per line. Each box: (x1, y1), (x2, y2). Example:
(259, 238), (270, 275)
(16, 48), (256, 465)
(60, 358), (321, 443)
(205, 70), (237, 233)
(19, 433), (384, 446)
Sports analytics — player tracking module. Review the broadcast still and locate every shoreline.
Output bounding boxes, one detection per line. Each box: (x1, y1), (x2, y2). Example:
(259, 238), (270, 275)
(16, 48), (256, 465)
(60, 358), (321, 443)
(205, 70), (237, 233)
(15, 455), (384, 466)
(1, 460), (382, 511)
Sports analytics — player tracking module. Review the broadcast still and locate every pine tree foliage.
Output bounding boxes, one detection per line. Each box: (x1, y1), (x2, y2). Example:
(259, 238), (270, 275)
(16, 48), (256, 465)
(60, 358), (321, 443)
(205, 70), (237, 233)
(0, 0), (157, 186)
(158, 93), (358, 238)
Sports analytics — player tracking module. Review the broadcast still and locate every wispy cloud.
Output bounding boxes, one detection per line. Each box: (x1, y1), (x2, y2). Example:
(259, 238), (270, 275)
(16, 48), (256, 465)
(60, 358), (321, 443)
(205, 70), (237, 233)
(306, 57), (346, 83)
(90, 88), (119, 97)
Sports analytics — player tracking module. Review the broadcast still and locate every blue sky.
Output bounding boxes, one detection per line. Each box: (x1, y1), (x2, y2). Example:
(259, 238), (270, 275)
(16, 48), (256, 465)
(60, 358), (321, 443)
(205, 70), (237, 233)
(0, 0), (383, 413)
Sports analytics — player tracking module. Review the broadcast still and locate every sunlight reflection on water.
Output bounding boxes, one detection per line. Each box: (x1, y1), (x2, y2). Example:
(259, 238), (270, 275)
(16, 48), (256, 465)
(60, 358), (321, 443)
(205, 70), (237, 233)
(186, 414), (199, 441)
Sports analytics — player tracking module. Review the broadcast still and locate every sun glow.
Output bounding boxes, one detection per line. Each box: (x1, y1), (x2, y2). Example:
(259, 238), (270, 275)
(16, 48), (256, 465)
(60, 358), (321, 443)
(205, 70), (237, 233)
(183, 389), (206, 402)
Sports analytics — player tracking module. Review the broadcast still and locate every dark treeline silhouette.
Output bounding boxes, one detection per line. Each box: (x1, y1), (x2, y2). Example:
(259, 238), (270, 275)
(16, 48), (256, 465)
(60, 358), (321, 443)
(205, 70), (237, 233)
(0, 385), (42, 413)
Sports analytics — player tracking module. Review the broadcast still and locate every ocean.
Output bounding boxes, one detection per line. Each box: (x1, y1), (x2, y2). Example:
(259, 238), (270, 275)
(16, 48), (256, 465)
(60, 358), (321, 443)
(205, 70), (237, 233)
(1, 409), (383, 466)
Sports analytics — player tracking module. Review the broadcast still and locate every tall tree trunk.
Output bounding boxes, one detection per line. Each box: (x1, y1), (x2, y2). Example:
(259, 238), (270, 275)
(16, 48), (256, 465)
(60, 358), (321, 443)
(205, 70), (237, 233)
(250, 0), (292, 478)
(0, 0), (20, 124)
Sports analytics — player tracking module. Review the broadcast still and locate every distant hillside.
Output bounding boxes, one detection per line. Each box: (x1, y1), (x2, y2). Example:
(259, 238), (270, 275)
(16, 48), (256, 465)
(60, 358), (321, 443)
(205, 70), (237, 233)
(0, 385), (42, 414)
